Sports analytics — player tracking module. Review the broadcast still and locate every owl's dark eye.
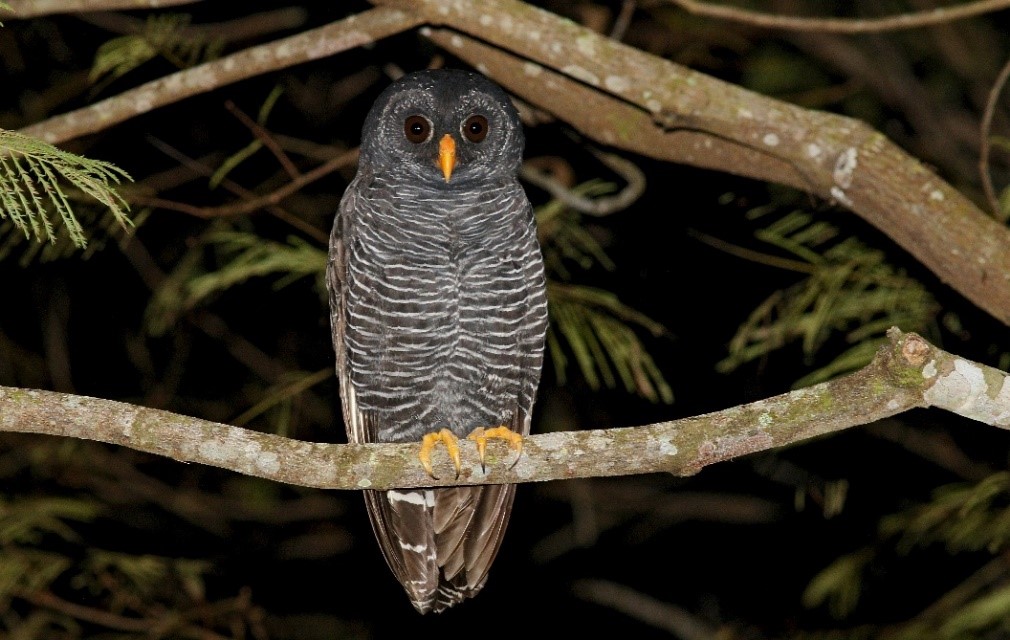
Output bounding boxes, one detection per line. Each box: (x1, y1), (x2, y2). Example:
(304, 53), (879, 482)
(404, 115), (432, 143)
(463, 115), (489, 142)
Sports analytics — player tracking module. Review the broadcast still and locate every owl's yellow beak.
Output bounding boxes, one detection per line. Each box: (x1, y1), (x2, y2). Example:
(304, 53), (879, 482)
(438, 134), (456, 182)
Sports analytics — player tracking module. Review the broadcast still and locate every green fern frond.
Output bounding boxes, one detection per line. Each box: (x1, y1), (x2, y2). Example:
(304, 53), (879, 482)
(718, 210), (937, 383)
(0, 496), (99, 546)
(537, 181), (617, 279)
(185, 230), (326, 301)
(880, 472), (1010, 554)
(939, 584), (1010, 638)
(548, 283), (673, 403)
(802, 548), (874, 619)
(0, 550), (72, 601)
(78, 550), (210, 601)
(0, 129), (132, 249)
(90, 13), (224, 84)
(145, 228), (326, 336)
(0, 206), (146, 266)
(536, 181), (672, 402)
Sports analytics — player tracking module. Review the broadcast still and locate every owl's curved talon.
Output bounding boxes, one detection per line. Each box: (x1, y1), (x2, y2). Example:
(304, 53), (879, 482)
(419, 428), (461, 479)
(467, 426), (524, 474)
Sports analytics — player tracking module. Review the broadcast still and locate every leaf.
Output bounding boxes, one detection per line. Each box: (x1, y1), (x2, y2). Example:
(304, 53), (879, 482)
(0, 129), (132, 250)
(90, 14), (224, 85)
(802, 548), (874, 619)
(718, 208), (938, 383)
(145, 227), (326, 336)
(548, 283), (673, 403)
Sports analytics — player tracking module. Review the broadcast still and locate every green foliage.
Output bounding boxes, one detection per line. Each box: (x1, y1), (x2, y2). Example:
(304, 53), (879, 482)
(0, 129), (132, 251)
(0, 490), (248, 639)
(803, 473), (1010, 639)
(0, 206), (148, 266)
(0, 496), (98, 603)
(717, 207), (938, 385)
(802, 548), (874, 619)
(538, 183), (673, 403)
(145, 226), (327, 336)
(881, 472), (1010, 555)
(0, 496), (99, 546)
(90, 14), (224, 85)
(548, 283), (672, 403)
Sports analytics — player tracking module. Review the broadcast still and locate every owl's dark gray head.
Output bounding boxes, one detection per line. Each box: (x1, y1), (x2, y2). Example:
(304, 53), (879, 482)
(359, 69), (524, 188)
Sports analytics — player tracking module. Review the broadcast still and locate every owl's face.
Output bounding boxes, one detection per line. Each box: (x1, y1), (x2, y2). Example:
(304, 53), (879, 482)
(359, 69), (524, 188)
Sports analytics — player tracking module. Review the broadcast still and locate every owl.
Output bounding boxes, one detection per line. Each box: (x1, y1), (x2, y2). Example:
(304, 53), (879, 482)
(327, 69), (548, 613)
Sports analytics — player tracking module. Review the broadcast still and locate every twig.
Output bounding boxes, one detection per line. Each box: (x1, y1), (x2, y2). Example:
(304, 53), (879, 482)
(19, 8), (423, 144)
(6, 0), (200, 18)
(980, 57), (1010, 218)
(665, 0), (1010, 33)
(224, 100), (302, 180)
(18, 589), (151, 632)
(571, 579), (719, 640)
(142, 136), (339, 243)
(520, 147), (646, 217)
(2, 330), (1008, 490)
(145, 144), (359, 222)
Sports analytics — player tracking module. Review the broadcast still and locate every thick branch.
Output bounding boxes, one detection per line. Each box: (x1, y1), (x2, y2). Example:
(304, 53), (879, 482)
(18, 8), (422, 143)
(380, 0), (1010, 327)
(1, 331), (1006, 490)
(6, 0), (201, 18)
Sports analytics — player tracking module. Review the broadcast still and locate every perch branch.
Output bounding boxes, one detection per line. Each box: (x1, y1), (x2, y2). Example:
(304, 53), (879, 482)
(2, 331), (1008, 490)
(384, 0), (1010, 326)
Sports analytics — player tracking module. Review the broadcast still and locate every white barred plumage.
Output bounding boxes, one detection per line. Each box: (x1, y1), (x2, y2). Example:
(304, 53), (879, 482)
(326, 69), (548, 613)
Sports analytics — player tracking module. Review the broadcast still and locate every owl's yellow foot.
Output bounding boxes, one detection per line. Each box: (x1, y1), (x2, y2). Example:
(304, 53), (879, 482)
(419, 428), (462, 479)
(467, 426), (524, 473)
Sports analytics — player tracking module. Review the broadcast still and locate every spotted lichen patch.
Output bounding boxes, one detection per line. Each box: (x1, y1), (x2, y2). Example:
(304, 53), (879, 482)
(604, 75), (630, 93)
(830, 186), (853, 207)
(696, 431), (774, 467)
(833, 147), (858, 189)
(924, 358), (986, 414)
(523, 62), (543, 77)
(562, 65), (600, 86)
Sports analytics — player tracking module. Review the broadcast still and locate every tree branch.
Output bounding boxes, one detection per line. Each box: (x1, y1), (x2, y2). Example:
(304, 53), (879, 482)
(1, 330), (1006, 490)
(6, 0), (201, 18)
(18, 8), (422, 144)
(16, 1), (1010, 327)
(665, 0), (1010, 34)
(379, 0), (1010, 326)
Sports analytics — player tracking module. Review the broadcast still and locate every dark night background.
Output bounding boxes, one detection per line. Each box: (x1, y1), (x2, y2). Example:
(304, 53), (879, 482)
(2, 1), (1010, 638)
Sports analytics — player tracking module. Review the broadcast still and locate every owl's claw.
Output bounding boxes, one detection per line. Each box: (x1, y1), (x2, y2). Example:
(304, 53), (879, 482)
(467, 426), (524, 473)
(419, 428), (462, 479)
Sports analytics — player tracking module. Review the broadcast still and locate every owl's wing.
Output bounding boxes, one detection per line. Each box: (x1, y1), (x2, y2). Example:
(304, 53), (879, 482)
(327, 182), (546, 613)
(327, 177), (373, 446)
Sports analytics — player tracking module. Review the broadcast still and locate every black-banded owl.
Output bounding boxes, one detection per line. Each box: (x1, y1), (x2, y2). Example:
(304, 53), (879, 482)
(326, 69), (548, 613)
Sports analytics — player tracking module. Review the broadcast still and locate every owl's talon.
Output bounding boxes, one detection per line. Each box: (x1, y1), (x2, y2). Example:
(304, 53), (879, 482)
(419, 428), (462, 479)
(467, 426), (524, 473)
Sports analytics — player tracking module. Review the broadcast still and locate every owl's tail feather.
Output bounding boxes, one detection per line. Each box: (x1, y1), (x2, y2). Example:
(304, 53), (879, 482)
(364, 485), (515, 614)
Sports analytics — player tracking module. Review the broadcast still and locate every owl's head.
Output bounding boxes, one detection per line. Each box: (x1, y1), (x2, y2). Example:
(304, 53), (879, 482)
(359, 69), (525, 188)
